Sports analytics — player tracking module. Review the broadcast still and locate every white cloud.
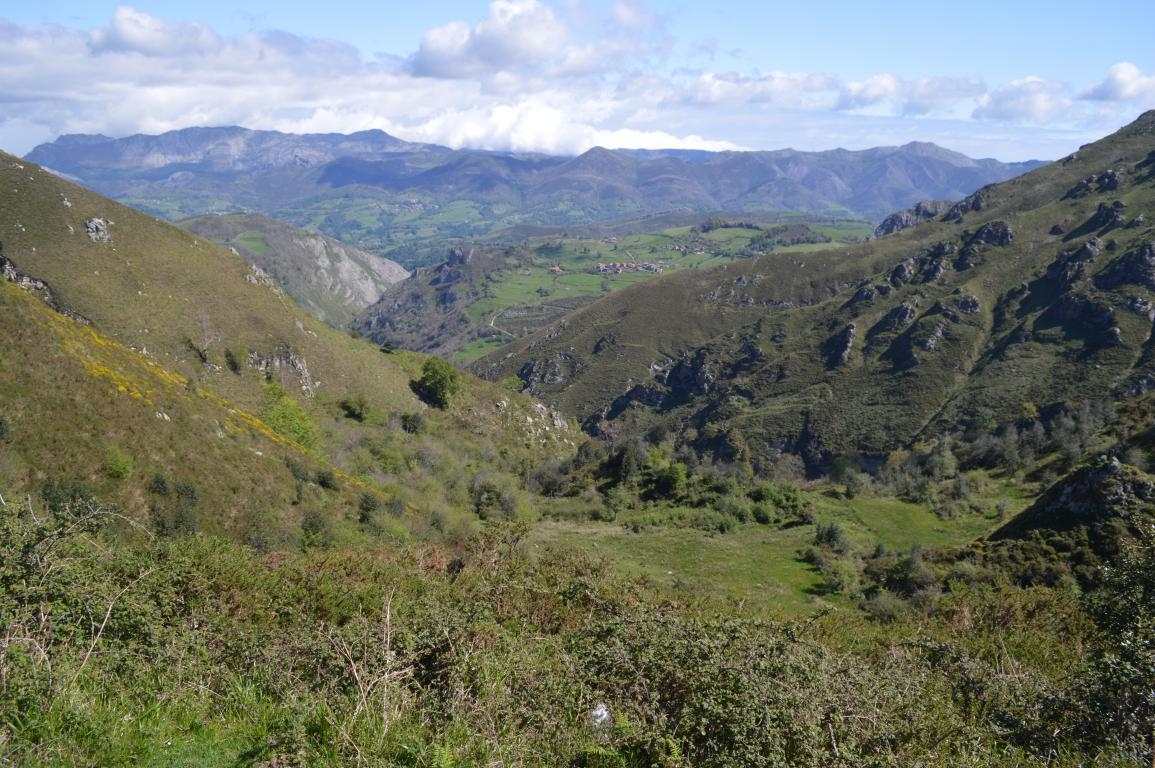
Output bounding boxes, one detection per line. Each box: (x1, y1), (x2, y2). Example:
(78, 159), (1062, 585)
(687, 71), (837, 107)
(613, 0), (660, 30)
(88, 5), (220, 56)
(902, 77), (985, 116)
(396, 99), (738, 155)
(973, 76), (1071, 123)
(837, 75), (984, 116)
(410, 0), (566, 78)
(0, 5), (1137, 161)
(837, 74), (901, 110)
(1082, 62), (1155, 104)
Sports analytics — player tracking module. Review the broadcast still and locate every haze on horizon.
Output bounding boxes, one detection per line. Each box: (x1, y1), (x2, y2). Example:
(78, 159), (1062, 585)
(2, 0), (1154, 161)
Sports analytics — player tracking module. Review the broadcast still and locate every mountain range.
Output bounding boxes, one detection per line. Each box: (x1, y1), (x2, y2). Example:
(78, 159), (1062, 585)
(474, 111), (1155, 470)
(25, 127), (1043, 265)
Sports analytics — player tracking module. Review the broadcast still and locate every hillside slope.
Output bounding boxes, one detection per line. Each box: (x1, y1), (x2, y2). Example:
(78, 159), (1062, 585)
(0, 151), (573, 535)
(475, 111), (1155, 465)
(180, 212), (408, 327)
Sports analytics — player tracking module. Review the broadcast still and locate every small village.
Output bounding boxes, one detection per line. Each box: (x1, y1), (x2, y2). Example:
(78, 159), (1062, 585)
(594, 259), (665, 274)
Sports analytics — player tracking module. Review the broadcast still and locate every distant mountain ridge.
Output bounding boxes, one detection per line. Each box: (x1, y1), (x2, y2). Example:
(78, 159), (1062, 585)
(24, 127), (1044, 264)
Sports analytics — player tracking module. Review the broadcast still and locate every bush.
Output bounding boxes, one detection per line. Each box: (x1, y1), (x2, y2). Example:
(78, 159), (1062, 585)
(103, 446), (133, 480)
(0, 415), (9, 443)
(338, 395), (369, 422)
(315, 469), (339, 491)
(357, 493), (381, 525)
(863, 589), (906, 623)
(814, 521), (850, 554)
(301, 508), (332, 548)
(469, 472), (519, 520)
(400, 412), (425, 434)
(414, 358), (461, 409)
(261, 383), (319, 448)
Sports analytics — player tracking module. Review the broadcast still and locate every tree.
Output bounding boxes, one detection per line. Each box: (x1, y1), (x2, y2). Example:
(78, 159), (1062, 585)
(415, 358), (460, 409)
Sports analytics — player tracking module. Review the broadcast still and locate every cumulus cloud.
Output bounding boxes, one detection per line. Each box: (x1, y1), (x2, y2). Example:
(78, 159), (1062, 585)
(1082, 62), (1155, 104)
(687, 71), (837, 107)
(410, 0), (566, 78)
(973, 76), (1071, 123)
(88, 5), (220, 56)
(837, 74), (984, 116)
(902, 77), (985, 116)
(0, 5), (1140, 161)
(837, 74), (901, 110)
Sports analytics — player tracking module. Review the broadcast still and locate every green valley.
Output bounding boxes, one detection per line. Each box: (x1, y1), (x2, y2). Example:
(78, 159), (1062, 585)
(2, 114), (1155, 767)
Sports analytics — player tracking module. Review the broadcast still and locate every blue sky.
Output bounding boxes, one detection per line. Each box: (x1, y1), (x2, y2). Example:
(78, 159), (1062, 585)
(2, 1), (1153, 159)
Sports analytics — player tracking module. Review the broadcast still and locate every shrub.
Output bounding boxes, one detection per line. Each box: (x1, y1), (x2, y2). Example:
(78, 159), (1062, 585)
(301, 508), (332, 548)
(261, 383), (319, 448)
(339, 395), (368, 422)
(0, 415), (9, 443)
(863, 589), (906, 623)
(357, 493), (381, 525)
(285, 457), (311, 482)
(315, 469), (339, 491)
(814, 521), (850, 554)
(40, 477), (95, 513)
(103, 446), (133, 480)
(147, 472), (170, 496)
(414, 358), (460, 409)
(469, 472), (519, 520)
(400, 412), (425, 434)
(224, 348), (241, 374)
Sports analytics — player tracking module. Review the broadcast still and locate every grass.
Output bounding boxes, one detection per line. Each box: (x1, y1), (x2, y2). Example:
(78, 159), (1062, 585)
(528, 519), (828, 616)
(0, 152), (579, 538)
(234, 229), (270, 257)
(370, 217), (867, 363)
(477, 115), (1155, 467)
(529, 479), (1013, 617)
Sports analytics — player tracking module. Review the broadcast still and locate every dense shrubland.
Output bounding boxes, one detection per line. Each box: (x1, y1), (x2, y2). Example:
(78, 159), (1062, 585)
(1, 492), (1152, 766)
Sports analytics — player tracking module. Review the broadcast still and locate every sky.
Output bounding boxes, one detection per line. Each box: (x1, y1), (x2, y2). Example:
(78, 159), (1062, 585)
(1, 1), (1154, 161)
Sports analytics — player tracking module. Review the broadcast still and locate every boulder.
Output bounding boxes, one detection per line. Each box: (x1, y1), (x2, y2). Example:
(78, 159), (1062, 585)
(84, 217), (111, 242)
(1095, 242), (1155, 291)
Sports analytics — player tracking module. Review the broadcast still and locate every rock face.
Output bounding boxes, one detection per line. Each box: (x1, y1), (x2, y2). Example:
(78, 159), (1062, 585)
(84, 218), (111, 242)
(956, 295), (981, 314)
(943, 189), (987, 222)
(872, 200), (952, 238)
(1095, 242), (1155, 291)
(1086, 202), (1127, 232)
(1047, 237), (1103, 285)
(825, 323), (857, 369)
(665, 349), (718, 399)
(248, 345), (316, 397)
(991, 456), (1155, 540)
(869, 301), (919, 339)
(1, 249), (90, 324)
(969, 220), (1013, 247)
(518, 353), (575, 388)
(183, 213), (409, 327)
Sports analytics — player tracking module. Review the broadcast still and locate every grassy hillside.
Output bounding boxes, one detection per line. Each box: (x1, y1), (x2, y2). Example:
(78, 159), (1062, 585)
(355, 216), (869, 363)
(0, 151), (574, 539)
(476, 110), (1155, 467)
